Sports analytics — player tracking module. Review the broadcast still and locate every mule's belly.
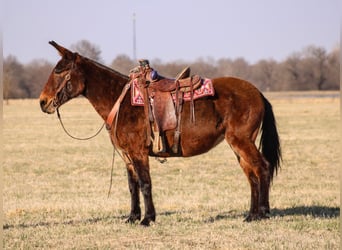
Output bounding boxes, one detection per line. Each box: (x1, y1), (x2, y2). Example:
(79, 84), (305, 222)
(147, 97), (225, 158)
(181, 132), (225, 157)
(178, 99), (225, 157)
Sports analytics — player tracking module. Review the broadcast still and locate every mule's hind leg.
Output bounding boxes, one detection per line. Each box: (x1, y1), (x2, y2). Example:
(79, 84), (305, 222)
(226, 135), (270, 221)
(259, 155), (271, 216)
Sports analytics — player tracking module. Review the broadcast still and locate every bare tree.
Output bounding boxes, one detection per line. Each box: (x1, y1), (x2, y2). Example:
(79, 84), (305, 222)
(325, 46), (339, 90)
(268, 63), (285, 91)
(151, 60), (189, 78)
(230, 57), (251, 79)
(3, 43), (339, 100)
(190, 57), (218, 78)
(302, 45), (328, 90)
(216, 58), (234, 76)
(70, 40), (102, 62)
(282, 53), (303, 90)
(24, 59), (54, 98)
(3, 55), (27, 99)
(110, 54), (135, 75)
(251, 59), (277, 91)
(3, 67), (11, 104)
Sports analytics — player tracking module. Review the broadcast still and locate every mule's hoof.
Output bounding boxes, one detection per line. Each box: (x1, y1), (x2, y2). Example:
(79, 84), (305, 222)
(244, 213), (270, 222)
(125, 214), (141, 224)
(260, 206), (270, 215)
(140, 215), (156, 227)
(140, 218), (151, 226)
(244, 214), (261, 222)
(261, 213), (270, 219)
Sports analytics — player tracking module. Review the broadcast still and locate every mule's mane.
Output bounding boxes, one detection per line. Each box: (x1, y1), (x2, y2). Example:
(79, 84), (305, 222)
(71, 53), (131, 122)
(80, 54), (129, 81)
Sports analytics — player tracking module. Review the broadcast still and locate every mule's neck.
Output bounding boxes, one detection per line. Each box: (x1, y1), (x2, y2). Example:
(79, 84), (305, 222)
(81, 59), (129, 121)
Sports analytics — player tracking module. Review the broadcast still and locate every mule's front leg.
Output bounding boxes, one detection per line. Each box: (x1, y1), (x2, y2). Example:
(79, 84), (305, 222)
(124, 154), (141, 224)
(125, 164), (141, 223)
(133, 155), (156, 226)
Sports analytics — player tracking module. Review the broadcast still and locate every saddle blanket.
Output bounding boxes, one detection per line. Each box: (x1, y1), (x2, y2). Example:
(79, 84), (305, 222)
(131, 78), (215, 106)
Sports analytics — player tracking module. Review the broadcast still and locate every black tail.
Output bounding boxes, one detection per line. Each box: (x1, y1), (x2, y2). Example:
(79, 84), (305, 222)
(260, 94), (282, 181)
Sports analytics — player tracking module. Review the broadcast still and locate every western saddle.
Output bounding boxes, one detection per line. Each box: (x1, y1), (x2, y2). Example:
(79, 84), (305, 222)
(129, 61), (202, 154)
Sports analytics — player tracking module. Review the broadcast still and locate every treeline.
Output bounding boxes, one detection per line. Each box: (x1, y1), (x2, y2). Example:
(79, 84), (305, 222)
(3, 40), (339, 100)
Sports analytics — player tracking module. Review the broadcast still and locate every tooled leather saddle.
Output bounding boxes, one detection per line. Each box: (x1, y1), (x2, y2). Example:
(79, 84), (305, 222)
(130, 66), (202, 154)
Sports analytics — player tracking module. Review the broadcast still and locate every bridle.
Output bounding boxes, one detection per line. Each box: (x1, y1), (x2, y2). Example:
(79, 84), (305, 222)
(52, 62), (126, 198)
(53, 64), (164, 197)
(53, 63), (106, 140)
(52, 68), (72, 109)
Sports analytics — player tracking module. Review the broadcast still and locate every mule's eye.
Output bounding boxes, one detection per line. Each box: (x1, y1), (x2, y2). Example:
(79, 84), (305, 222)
(66, 81), (72, 92)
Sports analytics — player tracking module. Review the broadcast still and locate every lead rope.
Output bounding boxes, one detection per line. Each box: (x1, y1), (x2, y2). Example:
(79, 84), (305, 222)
(107, 104), (132, 198)
(107, 147), (116, 198)
(107, 105), (121, 198)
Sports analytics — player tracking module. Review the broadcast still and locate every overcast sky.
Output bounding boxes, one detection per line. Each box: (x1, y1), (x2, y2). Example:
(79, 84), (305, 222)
(3, 0), (340, 65)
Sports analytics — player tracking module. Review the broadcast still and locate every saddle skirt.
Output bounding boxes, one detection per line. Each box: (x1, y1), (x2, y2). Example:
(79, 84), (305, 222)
(131, 78), (215, 106)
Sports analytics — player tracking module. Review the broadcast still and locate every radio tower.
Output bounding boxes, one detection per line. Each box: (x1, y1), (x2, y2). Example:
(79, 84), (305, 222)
(132, 12), (137, 61)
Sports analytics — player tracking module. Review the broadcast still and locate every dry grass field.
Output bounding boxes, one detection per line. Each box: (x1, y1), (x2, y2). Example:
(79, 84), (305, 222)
(3, 92), (340, 249)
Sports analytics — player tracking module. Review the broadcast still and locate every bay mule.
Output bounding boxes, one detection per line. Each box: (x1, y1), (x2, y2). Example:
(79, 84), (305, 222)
(39, 41), (281, 226)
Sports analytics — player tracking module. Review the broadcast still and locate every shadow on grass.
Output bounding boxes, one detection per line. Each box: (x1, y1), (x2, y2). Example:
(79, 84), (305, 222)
(271, 205), (340, 218)
(3, 214), (127, 230)
(159, 209), (242, 223)
(4, 206), (339, 229)
(4, 211), (187, 230)
(205, 205), (340, 223)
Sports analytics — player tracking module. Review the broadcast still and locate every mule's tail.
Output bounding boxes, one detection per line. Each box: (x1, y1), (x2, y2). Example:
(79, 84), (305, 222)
(259, 94), (282, 181)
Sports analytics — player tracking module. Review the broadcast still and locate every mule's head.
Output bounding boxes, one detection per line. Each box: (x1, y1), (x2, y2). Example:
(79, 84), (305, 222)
(39, 41), (86, 114)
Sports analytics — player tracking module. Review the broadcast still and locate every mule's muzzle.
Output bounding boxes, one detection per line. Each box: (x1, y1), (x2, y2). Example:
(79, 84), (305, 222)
(40, 98), (46, 109)
(39, 97), (55, 114)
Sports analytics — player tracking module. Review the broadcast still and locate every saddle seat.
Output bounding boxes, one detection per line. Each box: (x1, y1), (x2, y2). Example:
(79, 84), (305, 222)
(148, 67), (202, 93)
(149, 75), (202, 93)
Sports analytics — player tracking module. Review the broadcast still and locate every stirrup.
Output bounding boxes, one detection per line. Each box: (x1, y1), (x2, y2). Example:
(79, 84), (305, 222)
(152, 131), (164, 154)
(171, 131), (181, 154)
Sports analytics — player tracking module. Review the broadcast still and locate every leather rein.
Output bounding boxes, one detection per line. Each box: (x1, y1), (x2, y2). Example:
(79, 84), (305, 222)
(54, 70), (134, 198)
(56, 108), (105, 141)
(54, 65), (106, 141)
(53, 62), (132, 140)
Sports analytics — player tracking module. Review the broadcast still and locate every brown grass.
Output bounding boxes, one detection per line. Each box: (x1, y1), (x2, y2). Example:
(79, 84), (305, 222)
(3, 92), (340, 249)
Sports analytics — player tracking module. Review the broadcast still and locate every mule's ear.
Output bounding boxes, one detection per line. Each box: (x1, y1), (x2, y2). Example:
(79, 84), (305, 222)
(49, 41), (73, 58)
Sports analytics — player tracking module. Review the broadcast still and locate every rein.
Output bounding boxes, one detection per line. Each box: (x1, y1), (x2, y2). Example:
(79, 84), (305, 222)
(53, 64), (134, 198)
(56, 107), (119, 198)
(56, 108), (105, 140)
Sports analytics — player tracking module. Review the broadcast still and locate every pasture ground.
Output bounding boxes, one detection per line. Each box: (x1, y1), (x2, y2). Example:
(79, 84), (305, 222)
(3, 92), (340, 249)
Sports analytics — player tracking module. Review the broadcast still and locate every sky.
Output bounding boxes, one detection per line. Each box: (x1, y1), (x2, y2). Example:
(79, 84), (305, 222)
(3, 0), (340, 65)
